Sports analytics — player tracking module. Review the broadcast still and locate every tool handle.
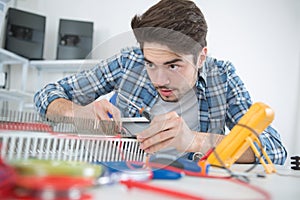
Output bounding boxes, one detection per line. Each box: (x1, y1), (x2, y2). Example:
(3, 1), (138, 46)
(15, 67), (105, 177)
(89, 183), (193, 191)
(142, 111), (153, 122)
(139, 108), (153, 122)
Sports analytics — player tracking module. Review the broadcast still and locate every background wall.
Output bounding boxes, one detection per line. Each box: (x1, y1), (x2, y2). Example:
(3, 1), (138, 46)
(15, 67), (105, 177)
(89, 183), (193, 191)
(5, 0), (300, 164)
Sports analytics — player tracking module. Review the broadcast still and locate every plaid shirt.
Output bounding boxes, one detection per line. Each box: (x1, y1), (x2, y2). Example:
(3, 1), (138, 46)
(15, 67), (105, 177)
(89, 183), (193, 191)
(34, 47), (287, 164)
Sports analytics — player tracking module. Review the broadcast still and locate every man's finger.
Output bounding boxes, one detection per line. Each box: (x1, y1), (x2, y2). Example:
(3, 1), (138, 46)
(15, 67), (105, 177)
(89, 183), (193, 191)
(94, 99), (120, 121)
(137, 112), (179, 141)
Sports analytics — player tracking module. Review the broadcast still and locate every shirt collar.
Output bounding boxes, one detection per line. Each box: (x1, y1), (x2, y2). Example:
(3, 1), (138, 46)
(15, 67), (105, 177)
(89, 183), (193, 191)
(196, 58), (208, 91)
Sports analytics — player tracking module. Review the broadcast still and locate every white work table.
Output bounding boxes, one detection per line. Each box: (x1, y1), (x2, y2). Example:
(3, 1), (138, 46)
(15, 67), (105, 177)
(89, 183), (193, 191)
(89, 164), (299, 200)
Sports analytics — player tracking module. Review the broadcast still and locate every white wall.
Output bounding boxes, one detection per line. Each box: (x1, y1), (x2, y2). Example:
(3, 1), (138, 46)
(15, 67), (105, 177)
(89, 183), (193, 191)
(9, 0), (300, 162)
(201, 0), (300, 160)
(14, 0), (158, 59)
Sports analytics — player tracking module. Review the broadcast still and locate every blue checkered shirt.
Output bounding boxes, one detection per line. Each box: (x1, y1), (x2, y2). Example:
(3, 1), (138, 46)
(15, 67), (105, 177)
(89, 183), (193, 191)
(34, 47), (287, 165)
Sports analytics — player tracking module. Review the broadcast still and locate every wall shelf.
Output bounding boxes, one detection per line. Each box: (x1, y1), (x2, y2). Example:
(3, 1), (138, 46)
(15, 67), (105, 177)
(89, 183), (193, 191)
(1, 47), (99, 94)
(29, 59), (99, 91)
(29, 59), (99, 72)
(0, 48), (29, 92)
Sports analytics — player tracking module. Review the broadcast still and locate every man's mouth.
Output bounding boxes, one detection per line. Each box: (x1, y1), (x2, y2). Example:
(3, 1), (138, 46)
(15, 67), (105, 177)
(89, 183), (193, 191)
(158, 88), (173, 97)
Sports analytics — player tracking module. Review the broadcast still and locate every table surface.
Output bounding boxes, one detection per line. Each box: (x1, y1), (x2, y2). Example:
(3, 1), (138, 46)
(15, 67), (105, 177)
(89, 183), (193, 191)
(88, 164), (300, 200)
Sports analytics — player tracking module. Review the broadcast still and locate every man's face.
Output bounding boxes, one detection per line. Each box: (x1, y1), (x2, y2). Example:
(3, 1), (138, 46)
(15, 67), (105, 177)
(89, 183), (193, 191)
(143, 42), (200, 102)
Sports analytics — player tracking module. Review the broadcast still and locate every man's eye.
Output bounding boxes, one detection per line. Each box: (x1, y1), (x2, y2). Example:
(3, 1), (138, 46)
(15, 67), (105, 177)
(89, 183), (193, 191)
(169, 64), (179, 71)
(145, 62), (154, 68)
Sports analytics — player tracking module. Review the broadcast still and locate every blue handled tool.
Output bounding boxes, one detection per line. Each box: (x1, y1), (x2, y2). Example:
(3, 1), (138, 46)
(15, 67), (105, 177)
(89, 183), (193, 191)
(148, 153), (210, 175)
(94, 161), (182, 180)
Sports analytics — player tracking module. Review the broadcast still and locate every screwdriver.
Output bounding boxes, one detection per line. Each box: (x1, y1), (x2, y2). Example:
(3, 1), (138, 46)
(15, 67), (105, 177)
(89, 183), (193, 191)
(117, 92), (153, 122)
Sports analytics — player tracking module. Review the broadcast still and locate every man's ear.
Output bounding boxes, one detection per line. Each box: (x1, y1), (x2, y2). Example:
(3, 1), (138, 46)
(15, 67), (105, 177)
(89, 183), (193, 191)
(197, 47), (208, 68)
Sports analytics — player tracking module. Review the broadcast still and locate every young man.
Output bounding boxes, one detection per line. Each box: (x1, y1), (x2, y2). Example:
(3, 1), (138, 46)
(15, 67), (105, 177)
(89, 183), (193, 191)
(34, 0), (287, 164)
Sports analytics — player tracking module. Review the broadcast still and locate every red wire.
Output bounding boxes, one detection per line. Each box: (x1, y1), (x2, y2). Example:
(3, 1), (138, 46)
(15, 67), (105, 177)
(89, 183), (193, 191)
(120, 179), (205, 200)
(0, 121), (53, 132)
(120, 160), (271, 200)
(0, 121), (271, 200)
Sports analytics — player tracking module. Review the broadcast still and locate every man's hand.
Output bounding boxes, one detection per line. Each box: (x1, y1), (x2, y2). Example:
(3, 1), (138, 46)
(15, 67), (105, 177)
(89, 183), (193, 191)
(136, 111), (196, 153)
(47, 98), (121, 122)
(73, 99), (121, 122)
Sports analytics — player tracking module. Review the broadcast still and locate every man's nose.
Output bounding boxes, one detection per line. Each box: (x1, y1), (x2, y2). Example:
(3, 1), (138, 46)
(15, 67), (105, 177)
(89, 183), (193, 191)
(152, 68), (170, 86)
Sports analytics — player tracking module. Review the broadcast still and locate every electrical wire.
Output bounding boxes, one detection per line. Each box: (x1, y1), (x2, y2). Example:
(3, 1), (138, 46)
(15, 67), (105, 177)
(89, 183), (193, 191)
(0, 109), (282, 199)
(235, 123), (265, 173)
(209, 122), (267, 177)
(234, 124), (300, 179)
(113, 118), (273, 199)
(122, 161), (271, 200)
(0, 122), (272, 200)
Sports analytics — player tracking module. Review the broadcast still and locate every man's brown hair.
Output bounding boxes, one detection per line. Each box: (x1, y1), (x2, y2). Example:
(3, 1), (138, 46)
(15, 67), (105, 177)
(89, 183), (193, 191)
(131, 0), (208, 61)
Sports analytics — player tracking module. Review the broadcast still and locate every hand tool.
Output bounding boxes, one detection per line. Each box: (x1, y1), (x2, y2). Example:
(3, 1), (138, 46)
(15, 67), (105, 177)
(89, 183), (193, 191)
(95, 161), (182, 180)
(116, 92), (153, 122)
(148, 153), (209, 175)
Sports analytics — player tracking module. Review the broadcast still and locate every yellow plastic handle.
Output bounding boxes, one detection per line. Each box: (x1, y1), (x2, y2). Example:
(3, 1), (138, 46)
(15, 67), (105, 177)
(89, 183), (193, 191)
(207, 102), (274, 168)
